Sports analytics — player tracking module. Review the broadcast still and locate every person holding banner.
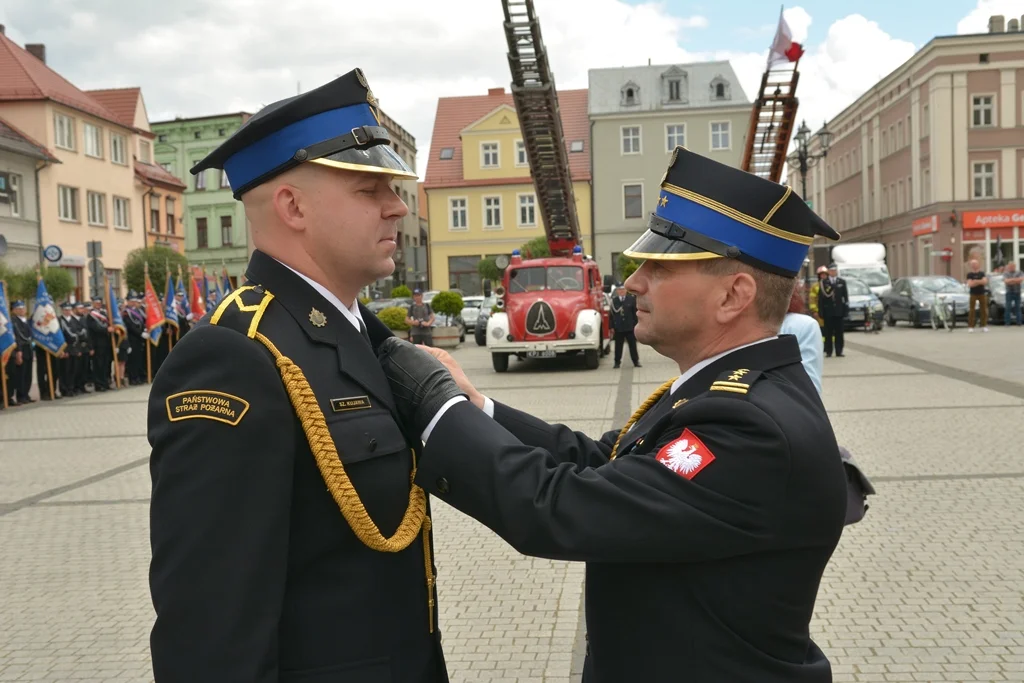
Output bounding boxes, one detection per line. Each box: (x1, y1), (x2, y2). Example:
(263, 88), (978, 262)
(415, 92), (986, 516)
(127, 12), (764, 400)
(30, 277), (67, 401)
(7, 301), (33, 405)
(123, 294), (147, 385)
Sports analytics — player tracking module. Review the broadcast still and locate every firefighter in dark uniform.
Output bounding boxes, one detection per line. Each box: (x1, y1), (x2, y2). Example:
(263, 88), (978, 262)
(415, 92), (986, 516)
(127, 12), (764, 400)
(7, 300), (33, 405)
(376, 148), (848, 683)
(817, 262), (848, 357)
(146, 69), (447, 682)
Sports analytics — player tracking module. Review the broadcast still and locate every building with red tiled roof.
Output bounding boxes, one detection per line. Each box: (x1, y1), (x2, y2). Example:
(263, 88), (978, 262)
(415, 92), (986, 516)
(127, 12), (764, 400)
(423, 86), (591, 293)
(0, 115), (60, 268)
(0, 27), (146, 300)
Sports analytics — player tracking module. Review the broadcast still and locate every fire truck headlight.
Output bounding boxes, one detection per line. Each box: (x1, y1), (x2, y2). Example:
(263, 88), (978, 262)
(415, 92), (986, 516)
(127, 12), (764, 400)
(491, 326), (504, 340)
(580, 323), (594, 337)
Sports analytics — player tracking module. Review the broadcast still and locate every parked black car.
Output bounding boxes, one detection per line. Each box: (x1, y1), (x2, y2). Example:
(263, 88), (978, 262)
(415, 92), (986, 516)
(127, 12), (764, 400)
(881, 276), (969, 327)
(843, 278), (885, 331)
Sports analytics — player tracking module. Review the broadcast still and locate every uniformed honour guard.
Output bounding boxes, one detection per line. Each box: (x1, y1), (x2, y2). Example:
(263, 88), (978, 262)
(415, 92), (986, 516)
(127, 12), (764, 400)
(376, 147), (848, 682)
(146, 69), (448, 682)
(123, 294), (147, 385)
(7, 301), (33, 405)
(817, 263), (849, 357)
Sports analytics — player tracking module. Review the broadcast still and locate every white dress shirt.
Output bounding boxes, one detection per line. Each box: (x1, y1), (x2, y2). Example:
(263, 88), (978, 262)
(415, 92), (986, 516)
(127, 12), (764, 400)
(275, 259), (364, 332)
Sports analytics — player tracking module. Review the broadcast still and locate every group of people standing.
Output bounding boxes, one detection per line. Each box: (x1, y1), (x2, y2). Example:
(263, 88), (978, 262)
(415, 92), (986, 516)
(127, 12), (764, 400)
(808, 263), (849, 357)
(3, 290), (194, 409)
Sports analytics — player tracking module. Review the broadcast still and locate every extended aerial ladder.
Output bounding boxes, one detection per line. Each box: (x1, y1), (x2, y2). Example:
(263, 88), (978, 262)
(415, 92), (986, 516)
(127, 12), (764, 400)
(740, 57), (800, 183)
(500, 0), (581, 257)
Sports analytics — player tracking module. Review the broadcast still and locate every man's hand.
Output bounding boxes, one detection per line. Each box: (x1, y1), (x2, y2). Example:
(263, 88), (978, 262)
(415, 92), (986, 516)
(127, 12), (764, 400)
(377, 337), (467, 436)
(419, 346), (485, 410)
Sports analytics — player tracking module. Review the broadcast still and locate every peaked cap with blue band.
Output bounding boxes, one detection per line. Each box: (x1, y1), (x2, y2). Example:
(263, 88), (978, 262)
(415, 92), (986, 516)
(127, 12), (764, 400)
(191, 69), (416, 199)
(624, 147), (840, 277)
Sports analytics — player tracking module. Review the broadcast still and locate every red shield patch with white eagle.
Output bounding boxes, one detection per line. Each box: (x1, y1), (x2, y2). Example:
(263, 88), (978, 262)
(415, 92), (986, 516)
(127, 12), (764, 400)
(655, 429), (715, 480)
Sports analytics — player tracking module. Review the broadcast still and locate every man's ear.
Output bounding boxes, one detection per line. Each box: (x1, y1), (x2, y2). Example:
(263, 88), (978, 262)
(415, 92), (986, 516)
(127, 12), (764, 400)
(272, 183), (307, 232)
(717, 271), (757, 324)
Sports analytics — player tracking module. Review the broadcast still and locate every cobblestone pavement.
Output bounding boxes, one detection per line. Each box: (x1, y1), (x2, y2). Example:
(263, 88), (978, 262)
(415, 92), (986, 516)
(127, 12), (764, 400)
(1, 325), (1022, 682)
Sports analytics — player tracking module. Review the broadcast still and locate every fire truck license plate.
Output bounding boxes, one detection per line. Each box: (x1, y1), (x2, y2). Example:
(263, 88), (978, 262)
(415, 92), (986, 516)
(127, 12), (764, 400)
(527, 350), (557, 358)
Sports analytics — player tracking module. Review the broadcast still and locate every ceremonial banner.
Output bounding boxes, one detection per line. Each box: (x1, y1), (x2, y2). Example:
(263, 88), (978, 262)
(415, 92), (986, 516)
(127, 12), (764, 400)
(144, 269), (166, 346)
(30, 277), (66, 356)
(0, 280), (15, 364)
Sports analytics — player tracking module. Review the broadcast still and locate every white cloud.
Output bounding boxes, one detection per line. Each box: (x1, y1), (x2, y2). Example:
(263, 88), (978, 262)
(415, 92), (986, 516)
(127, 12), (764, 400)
(957, 0), (1023, 33)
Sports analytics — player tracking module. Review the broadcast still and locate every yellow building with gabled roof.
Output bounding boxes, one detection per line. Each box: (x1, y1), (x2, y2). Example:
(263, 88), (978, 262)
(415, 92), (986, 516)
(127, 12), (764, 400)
(423, 86), (591, 294)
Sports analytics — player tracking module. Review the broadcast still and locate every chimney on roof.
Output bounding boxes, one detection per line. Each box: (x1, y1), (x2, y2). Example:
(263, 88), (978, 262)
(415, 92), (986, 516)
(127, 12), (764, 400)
(26, 43), (45, 63)
(988, 15), (1005, 33)
(488, 87), (505, 96)
(1009, 18), (1020, 32)
(0, 25), (5, 35)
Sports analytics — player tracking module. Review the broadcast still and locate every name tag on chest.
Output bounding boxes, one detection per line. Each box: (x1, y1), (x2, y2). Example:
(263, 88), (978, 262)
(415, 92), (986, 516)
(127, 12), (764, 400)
(330, 395), (372, 412)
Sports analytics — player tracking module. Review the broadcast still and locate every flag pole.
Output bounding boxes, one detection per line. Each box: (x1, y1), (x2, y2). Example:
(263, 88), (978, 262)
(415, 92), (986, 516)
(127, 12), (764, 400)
(1, 279), (9, 410)
(145, 261), (153, 384)
(166, 259), (175, 351)
(104, 272), (120, 391)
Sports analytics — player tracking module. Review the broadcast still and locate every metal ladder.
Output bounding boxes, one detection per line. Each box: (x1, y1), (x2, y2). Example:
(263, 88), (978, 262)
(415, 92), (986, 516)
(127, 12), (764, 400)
(501, 0), (581, 256)
(740, 63), (800, 184)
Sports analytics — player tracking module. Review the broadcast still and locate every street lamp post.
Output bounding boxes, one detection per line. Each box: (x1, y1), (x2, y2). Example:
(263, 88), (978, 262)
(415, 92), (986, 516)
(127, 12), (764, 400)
(788, 119), (834, 203)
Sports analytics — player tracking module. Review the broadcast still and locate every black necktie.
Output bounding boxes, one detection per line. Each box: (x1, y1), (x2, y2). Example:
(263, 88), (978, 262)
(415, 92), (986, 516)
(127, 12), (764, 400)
(357, 319), (372, 347)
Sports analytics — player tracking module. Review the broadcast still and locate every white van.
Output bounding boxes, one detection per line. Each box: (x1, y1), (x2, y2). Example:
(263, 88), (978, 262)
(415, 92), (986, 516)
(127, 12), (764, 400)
(830, 243), (891, 297)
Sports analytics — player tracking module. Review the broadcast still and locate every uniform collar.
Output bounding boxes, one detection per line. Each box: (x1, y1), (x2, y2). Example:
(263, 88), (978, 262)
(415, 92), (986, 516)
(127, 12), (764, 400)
(671, 336), (777, 395)
(273, 258), (364, 332)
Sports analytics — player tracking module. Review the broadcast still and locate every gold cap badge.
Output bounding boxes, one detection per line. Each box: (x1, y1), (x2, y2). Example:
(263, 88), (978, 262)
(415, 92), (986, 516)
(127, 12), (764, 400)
(309, 308), (327, 327)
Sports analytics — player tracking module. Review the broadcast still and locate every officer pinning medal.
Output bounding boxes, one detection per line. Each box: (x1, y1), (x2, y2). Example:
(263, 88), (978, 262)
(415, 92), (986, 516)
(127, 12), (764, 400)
(146, 70), (448, 682)
(375, 148), (848, 682)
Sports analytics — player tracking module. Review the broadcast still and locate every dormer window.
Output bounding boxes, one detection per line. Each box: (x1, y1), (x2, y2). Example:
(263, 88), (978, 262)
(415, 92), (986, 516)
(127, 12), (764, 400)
(710, 76), (731, 101)
(439, 147), (454, 160)
(668, 80), (681, 101)
(661, 66), (688, 104)
(620, 81), (641, 106)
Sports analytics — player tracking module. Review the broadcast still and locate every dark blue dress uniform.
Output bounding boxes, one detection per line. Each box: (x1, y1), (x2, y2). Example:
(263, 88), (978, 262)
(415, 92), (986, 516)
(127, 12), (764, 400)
(385, 148), (847, 682)
(147, 69), (445, 683)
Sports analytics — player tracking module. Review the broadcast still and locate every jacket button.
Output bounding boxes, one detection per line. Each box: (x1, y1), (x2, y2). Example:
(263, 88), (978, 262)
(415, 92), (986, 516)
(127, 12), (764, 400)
(436, 477), (450, 494)
(367, 437), (377, 451)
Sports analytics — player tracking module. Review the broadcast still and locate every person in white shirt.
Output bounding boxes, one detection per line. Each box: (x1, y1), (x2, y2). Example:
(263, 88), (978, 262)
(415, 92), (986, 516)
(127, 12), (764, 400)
(779, 281), (824, 396)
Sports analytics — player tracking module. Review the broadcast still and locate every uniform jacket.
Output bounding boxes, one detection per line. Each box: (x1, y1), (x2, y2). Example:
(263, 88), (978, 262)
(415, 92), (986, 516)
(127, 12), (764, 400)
(817, 277), (848, 318)
(148, 250), (447, 683)
(416, 336), (846, 683)
(11, 315), (32, 353)
(609, 294), (639, 334)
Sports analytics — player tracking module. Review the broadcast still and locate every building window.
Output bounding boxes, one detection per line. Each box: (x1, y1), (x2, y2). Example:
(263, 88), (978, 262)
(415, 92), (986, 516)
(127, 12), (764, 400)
(623, 184), (643, 219)
(668, 79), (681, 102)
(54, 113), (75, 150)
(518, 194), (536, 226)
(87, 191), (106, 226)
(218, 128), (226, 136)
(7, 173), (20, 217)
(194, 170), (206, 191)
(439, 147), (454, 160)
(896, 121), (903, 148)
(922, 168), (931, 204)
(922, 105), (929, 136)
(448, 255), (483, 295)
(110, 134), (127, 165)
(221, 215), (233, 245)
(166, 198), (176, 235)
(220, 170), (231, 189)
(449, 197), (467, 230)
(113, 197), (130, 230)
(83, 124), (103, 158)
(158, 134), (167, 142)
(710, 77), (730, 101)
(58, 185), (79, 221)
(897, 180), (904, 214)
(194, 131), (202, 139)
(973, 162), (995, 198)
(666, 124), (685, 151)
(621, 126), (641, 155)
(570, 140), (584, 152)
(483, 196), (502, 229)
(515, 140), (527, 166)
(972, 95), (994, 127)
(139, 139), (152, 163)
(481, 142), (499, 168)
(151, 205), (160, 233)
(196, 217), (208, 248)
(621, 82), (640, 106)
(710, 122), (730, 150)
(160, 162), (172, 172)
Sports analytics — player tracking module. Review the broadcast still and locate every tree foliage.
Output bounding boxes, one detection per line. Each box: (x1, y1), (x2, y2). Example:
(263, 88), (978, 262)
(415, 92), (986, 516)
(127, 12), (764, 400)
(376, 306), (410, 331)
(0, 262), (75, 302)
(431, 290), (464, 322)
(477, 257), (502, 282)
(391, 284), (412, 298)
(520, 236), (550, 259)
(123, 246), (192, 297)
(617, 253), (641, 281)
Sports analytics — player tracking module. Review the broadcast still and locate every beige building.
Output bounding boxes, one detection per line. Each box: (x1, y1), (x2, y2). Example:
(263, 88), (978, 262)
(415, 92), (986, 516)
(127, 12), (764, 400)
(377, 109), (427, 291)
(0, 32), (145, 300)
(588, 61), (752, 280)
(794, 14), (1024, 281)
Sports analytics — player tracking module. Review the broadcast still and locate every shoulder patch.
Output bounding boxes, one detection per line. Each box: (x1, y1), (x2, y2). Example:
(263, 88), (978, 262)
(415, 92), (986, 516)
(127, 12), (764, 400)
(209, 285), (275, 339)
(166, 390), (250, 426)
(709, 368), (763, 396)
(655, 428), (716, 479)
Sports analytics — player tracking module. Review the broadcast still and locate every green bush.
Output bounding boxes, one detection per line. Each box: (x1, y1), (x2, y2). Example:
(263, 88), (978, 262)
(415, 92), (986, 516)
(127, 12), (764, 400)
(123, 246), (191, 297)
(618, 253), (641, 280)
(477, 257), (503, 282)
(377, 306), (410, 331)
(391, 284), (412, 298)
(520, 236), (550, 259)
(358, 295), (371, 305)
(431, 291), (464, 323)
(0, 262), (74, 302)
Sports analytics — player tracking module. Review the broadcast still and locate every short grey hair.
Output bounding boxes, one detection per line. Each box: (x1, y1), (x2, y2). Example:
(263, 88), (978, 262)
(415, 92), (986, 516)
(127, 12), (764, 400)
(696, 258), (795, 329)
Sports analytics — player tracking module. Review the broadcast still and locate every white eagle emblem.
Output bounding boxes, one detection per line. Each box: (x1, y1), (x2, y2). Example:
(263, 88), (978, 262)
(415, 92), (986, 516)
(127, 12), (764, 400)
(661, 439), (702, 475)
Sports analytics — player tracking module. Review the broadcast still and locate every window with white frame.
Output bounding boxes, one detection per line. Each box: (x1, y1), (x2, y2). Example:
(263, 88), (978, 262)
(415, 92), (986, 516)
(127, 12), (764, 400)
(922, 104), (930, 136)
(139, 139), (152, 163)
(972, 95), (994, 127)
(220, 170), (231, 188)
(518, 194), (536, 226)
(483, 196), (502, 229)
(906, 177), (912, 210)
(194, 169), (206, 191)
(710, 122), (730, 150)
(515, 140), (527, 166)
(668, 79), (681, 102)
(897, 180), (904, 214)
(449, 197), (467, 230)
(481, 142), (499, 168)
(160, 162), (172, 172)
(882, 186), (889, 218)
(8, 173), (21, 217)
(87, 191), (106, 226)
(110, 134), (127, 165)
(113, 197), (130, 230)
(58, 185), (79, 221)
(896, 120), (903, 149)
(623, 184), (643, 219)
(666, 124), (685, 151)
(83, 124), (103, 158)
(621, 126), (641, 154)
(973, 162), (995, 198)
(54, 113), (75, 150)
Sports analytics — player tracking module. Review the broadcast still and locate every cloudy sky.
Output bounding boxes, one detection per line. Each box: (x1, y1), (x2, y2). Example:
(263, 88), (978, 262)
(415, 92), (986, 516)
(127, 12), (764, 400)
(0, 0), (1017, 179)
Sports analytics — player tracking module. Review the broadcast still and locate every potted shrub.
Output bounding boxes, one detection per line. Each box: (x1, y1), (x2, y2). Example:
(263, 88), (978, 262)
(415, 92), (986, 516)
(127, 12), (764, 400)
(391, 284), (412, 298)
(376, 305), (410, 340)
(430, 290), (464, 349)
